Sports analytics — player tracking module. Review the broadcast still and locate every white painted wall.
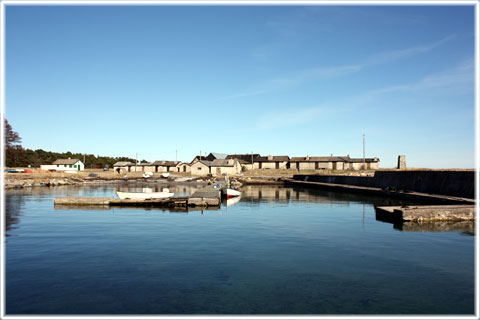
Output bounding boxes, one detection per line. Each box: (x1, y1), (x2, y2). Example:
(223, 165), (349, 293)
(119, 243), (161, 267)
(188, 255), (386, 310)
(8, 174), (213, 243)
(41, 161), (84, 171)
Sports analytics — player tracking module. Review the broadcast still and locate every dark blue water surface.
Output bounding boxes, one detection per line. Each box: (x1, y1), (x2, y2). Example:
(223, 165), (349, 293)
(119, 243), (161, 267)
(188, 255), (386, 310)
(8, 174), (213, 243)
(5, 184), (475, 315)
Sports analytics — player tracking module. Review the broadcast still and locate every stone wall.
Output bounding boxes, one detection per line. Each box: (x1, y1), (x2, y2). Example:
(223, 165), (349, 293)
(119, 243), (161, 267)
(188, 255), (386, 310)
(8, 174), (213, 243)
(293, 170), (474, 199)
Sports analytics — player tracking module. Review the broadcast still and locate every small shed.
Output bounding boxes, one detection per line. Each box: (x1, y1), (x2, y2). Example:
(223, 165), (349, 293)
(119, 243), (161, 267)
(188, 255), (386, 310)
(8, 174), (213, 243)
(254, 155), (290, 169)
(113, 161), (135, 173)
(151, 160), (180, 173)
(40, 158), (85, 171)
(176, 162), (191, 173)
(191, 160), (212, 176)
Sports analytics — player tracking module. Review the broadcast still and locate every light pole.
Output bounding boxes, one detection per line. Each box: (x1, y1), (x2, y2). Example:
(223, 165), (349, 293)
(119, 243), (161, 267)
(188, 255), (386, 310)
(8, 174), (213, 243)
(363, 134), (366, 170)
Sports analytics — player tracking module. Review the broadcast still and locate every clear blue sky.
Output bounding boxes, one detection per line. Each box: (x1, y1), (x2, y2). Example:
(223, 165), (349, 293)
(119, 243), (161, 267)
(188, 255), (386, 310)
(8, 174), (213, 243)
(5, 5), (475, 168)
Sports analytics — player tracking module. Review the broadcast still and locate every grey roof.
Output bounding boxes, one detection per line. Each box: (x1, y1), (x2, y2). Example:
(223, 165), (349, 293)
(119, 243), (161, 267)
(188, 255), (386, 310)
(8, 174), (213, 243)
(197, 159), (237, 167)
(209, 152), (228, 160)
(177, 162), (190, 167)
(53, 159), (82, 165)
(226, 154), (261, 163)
(211, 159), (237, 167)
(255, 155), (290, 162)
(151, 160), (180, 167)
(195, 160), (213, 166)
(113, 161), (135, 167)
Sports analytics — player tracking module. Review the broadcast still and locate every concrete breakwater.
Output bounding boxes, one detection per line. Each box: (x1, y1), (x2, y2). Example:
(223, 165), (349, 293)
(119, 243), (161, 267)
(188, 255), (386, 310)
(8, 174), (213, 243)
(375, 205), (475, 222)
(291, 170), (474, 199)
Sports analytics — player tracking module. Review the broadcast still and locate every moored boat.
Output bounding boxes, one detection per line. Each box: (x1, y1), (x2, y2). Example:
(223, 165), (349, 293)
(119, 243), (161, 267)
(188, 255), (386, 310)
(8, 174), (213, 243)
(222, 188), (241, 199)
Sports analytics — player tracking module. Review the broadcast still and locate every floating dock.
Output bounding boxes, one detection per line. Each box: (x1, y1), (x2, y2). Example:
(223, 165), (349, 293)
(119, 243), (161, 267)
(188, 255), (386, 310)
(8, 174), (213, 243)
(54, 196), (220, 208)
(54, 186), (221, 208)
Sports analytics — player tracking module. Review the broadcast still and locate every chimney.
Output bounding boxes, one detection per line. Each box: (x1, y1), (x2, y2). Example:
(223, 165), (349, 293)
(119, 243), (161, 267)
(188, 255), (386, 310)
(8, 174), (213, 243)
(306, 155), (310, 161)
(267, 155), (273, 161)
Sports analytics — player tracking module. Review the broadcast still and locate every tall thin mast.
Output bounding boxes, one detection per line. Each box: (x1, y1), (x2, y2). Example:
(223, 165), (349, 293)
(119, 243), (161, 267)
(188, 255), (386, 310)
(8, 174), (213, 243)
(363, 134), (365, 170)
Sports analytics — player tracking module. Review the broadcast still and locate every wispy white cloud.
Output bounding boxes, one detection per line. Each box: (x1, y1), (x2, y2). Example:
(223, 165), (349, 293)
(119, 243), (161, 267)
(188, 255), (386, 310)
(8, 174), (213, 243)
(251, 60), (473, 131)
(218, 35), (456, 102)
(215, 64), (362, 102)
(366, 58), (473, 96)
(264, 6), (428, 38)
(364, 34), (456, 66)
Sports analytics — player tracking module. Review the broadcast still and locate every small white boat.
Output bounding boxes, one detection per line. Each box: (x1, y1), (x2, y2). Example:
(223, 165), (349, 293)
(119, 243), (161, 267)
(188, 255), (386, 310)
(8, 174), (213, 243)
(143, 172), (153, 179)
(222, 188), (241, 199)
(116, 190), (174, 200)
(162, 173), (170, 178)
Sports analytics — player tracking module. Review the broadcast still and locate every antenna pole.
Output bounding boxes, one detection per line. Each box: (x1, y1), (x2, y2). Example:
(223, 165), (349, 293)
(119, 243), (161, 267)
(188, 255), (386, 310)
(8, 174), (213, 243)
(363, 134), (366, 170)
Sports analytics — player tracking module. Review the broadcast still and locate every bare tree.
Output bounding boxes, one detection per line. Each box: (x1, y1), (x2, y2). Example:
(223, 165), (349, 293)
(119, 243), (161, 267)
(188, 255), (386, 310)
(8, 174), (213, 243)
(5, 119), (22, 148)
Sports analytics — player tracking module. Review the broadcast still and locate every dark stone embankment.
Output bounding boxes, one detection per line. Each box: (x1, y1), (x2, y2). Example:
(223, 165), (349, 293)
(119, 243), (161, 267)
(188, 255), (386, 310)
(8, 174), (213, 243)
(290, 170), (474, 199)
(287, 170), (475, 222)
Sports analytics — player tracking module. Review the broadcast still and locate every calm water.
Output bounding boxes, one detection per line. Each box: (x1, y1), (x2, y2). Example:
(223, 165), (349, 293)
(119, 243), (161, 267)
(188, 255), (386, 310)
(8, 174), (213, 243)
(5, 184), (475, 315)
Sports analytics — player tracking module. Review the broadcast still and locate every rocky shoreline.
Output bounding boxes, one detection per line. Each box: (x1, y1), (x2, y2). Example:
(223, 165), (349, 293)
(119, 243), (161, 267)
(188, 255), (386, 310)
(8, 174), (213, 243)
(4, 177), (123, 189)
(4, 175), (283, 189)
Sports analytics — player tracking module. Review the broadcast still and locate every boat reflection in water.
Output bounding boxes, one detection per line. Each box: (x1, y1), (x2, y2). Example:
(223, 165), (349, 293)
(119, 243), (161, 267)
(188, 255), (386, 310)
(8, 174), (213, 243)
(225, 195), (241, 206)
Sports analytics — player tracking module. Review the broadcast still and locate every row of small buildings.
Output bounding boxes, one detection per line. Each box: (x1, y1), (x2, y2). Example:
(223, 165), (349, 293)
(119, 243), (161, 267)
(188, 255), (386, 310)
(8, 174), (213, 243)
(113, 153), (380, 176)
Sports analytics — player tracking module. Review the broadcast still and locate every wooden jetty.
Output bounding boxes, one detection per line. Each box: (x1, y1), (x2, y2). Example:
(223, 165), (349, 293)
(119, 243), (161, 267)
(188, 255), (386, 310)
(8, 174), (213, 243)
(375, 205), (475, 222)
(54, 186), (221, 209)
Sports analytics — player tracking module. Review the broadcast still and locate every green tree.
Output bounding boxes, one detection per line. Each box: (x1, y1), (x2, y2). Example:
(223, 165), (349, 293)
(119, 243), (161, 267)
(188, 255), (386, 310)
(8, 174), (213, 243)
(5, 119), (23, 167)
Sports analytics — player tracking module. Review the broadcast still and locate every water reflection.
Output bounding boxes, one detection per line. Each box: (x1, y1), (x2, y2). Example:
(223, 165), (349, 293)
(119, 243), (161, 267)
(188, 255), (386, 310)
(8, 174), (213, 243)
(241, 185), (417, 207)
(5, 183), (476, 314)
(5, 196), (24, 237)
(394, 221), (475, 235)
(6, 184), (473, 234)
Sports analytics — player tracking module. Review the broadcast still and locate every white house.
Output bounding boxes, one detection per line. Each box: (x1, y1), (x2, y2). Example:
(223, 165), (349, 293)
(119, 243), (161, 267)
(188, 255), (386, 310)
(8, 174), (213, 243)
(41, 158), (85, 171)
